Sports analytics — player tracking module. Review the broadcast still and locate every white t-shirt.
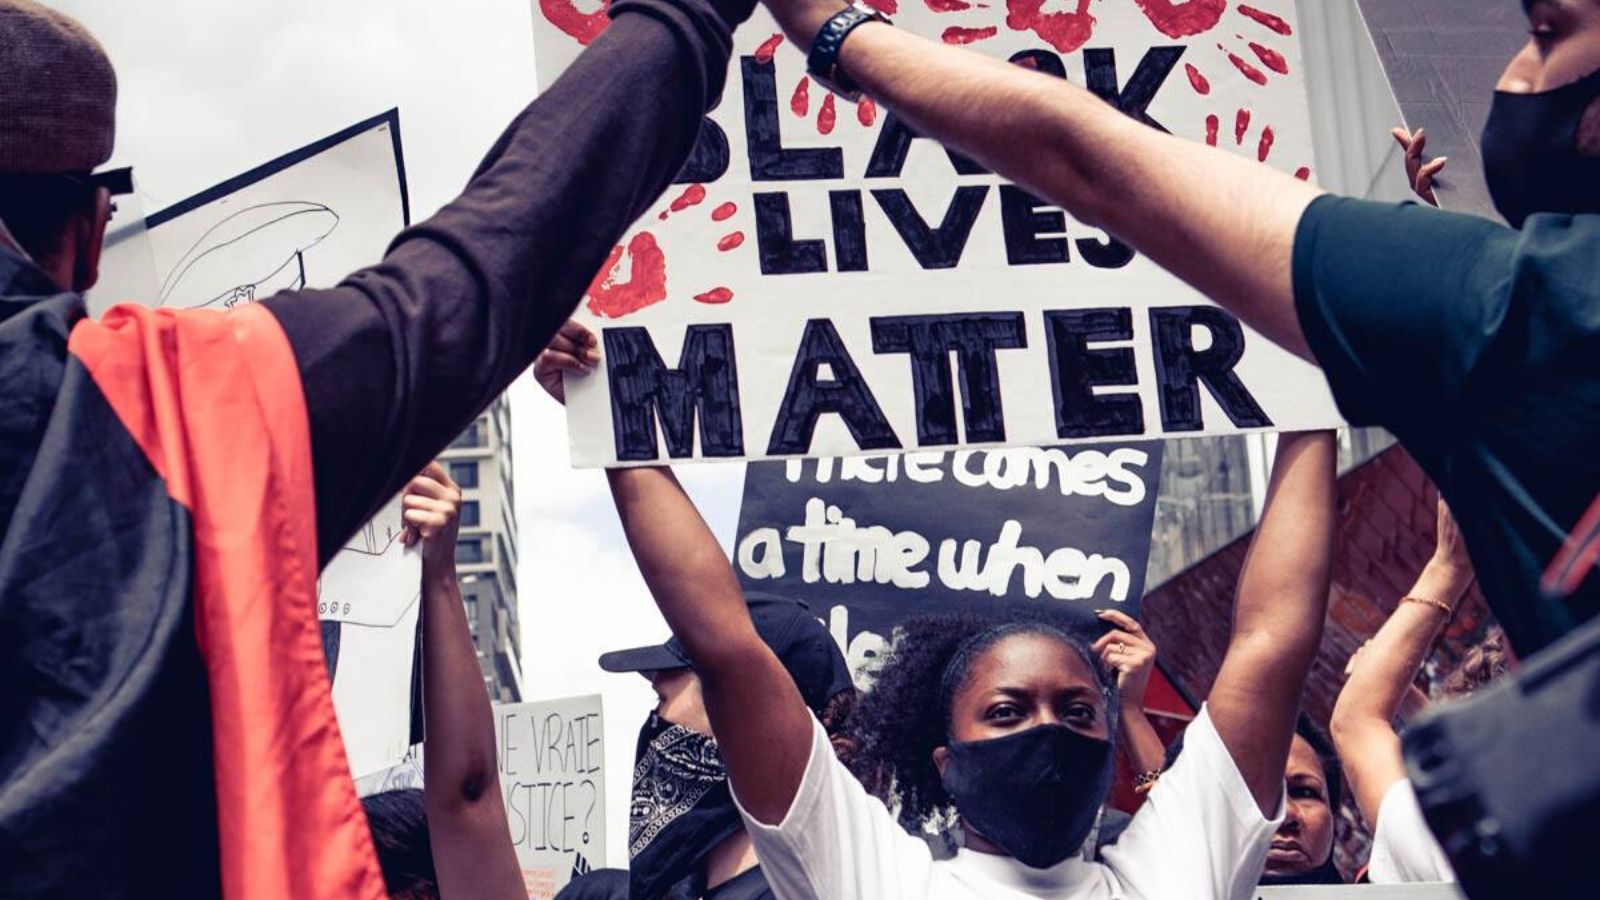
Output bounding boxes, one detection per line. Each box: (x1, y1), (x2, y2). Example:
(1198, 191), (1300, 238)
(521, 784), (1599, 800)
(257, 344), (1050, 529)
(1366, 779), (1457, 884)
(736, 705), (1281, 900)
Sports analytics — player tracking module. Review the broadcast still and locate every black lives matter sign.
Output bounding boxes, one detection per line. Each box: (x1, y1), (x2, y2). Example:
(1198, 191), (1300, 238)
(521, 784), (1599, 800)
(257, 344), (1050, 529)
(531, 1), (1341, 466)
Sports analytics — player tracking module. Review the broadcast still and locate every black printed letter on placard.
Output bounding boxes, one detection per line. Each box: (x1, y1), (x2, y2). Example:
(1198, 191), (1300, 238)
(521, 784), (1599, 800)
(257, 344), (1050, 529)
(1044, 308), (1145, 438)
(864, 110), (988, 177)
(755, 192), (829, 275)
(674, 117), (731, 184)
(871, 313), (1027, 445)
(742, 58), (843, 181)
(999, 186), (1070, 266)
(1148, 306), (1272, 432)
(604, 325), (745, 461)
(872, 186), (990, 270)
(768, 319), (901, 455)
(1083, 47), (1185, 133)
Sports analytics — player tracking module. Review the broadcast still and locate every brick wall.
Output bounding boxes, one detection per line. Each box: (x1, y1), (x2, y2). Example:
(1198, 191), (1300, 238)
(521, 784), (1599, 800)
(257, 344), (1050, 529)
(1138, 445), (1499, 877)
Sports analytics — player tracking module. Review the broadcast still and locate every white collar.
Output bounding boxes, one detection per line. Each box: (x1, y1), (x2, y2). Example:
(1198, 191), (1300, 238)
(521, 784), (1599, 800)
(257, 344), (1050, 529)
(942, 846), (1102, 896)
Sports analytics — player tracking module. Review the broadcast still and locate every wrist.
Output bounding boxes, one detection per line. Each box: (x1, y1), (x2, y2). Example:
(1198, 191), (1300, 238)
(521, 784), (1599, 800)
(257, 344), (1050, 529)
(1412, 559), (1472, 607)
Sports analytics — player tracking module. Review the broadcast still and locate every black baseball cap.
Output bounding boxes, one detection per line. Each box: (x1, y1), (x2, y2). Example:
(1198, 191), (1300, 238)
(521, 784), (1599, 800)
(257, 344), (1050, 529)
(598, 592), (855, 713)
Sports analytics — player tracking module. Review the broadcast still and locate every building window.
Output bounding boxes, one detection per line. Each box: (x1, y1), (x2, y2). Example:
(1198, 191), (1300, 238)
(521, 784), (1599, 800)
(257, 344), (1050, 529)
(450, 420), (486, 449)
(449, 461), (479, 489)
(461, 500), (480, 528)
(455, 537), (486, 565)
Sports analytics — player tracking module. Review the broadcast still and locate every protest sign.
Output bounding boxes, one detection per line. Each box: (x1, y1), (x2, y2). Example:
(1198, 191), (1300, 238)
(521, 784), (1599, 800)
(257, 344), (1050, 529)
(496, 695), (608, 900)
(531, 2), (1342, 467)
(96, 111), (422, 777)
(736, 442), (1162, 675)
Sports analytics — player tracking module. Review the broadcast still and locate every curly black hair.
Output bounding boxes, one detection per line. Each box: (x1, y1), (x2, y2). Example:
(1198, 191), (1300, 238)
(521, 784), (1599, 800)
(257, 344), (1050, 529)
(844, 600), (1120, 833)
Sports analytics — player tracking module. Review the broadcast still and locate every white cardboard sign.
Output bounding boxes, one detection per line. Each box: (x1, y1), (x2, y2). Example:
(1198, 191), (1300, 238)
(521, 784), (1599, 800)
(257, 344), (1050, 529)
(496, 695), (608, 900)
(533, 1), (1340, 467)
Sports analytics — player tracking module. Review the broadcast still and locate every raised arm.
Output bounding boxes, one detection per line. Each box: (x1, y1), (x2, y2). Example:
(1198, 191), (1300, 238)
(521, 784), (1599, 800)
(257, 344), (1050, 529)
(402, 464), (525, 900)
(262, 0), (755, 565)
(534, 329), (814, 824)
(1207, 431), (1337, 815)
(759, 1), (1323, 360)
(1330, 500), (1473, 827)
(1094, 609), (1168, 779)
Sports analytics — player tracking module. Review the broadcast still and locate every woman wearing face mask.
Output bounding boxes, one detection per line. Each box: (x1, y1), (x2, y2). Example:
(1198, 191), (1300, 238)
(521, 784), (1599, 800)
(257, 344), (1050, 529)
(543, 307), (1338, 900)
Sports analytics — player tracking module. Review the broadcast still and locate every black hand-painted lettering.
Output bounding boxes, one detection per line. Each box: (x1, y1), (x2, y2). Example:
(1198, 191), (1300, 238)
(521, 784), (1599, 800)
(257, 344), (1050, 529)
(830, 190), (869, 272)
(999, 185), (1070, 266)
(768, 319), (901, 455)
(864, 110), (988, 178)
(674, 117), (731, 184)
(742, 58), (843, 181)
(1045, 308), (1145, 438)
(1148, 306), (1272, 432)
(1083, 47), (1185, 133)
(755, 192), (829, 275)
(871, 313), (1027, 445)
(604, 325), (745, 461)
(871, 186), (990, 270)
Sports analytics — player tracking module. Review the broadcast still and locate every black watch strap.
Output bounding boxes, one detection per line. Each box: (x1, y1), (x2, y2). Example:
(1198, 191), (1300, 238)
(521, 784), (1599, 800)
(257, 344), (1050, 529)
(806, 2), (890, 102)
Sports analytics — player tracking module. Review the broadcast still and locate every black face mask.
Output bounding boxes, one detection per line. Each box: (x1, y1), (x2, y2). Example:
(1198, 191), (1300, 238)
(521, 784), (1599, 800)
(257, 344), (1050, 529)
(940, 724), (1113, 869)
(628, 714), (743, 900)
(1481, 66), (1600, 228)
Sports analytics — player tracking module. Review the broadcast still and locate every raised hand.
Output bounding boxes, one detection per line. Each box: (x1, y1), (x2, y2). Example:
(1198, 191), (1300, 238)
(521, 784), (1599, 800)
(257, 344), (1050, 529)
(400, 461), (463, 571)
(1391, 126), (1447, 206)
(533, 319), (601, 406)
(1094, 608), (1158, 704)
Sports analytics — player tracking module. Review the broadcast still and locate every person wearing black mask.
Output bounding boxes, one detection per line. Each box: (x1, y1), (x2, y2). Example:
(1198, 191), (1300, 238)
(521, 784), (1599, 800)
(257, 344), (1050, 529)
(736, 0), (1600, 667)
(599, 596), (856, 900)
(539, 309), (1336, 899)
(535, 343), (856, 900)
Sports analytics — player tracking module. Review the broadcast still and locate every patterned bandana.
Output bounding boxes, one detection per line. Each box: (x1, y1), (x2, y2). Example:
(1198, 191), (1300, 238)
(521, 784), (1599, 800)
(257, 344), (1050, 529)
(627, 714), (744, 900)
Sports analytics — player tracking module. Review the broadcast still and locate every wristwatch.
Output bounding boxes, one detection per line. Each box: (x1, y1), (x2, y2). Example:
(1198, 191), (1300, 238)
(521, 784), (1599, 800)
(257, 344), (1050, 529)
(806, 1), (892, 102)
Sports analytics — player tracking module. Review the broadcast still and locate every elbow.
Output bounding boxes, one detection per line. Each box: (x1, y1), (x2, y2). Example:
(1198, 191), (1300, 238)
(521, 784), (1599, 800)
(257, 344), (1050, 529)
(427, 757), (499, 816)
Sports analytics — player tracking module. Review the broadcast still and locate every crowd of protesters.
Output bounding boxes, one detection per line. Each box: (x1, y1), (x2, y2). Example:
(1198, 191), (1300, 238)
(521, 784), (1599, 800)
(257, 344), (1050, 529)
(3, 0), (1599, 897)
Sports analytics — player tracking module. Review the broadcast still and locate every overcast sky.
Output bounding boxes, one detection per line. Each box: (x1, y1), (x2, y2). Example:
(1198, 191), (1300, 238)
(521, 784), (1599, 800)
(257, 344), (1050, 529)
(54, 0), (745, 865)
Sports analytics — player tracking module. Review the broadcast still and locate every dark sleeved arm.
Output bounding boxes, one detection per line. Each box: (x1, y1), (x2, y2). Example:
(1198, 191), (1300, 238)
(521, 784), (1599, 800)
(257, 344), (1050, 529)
(263, 0), (751, 564)
(1291, 196), (1522, 449)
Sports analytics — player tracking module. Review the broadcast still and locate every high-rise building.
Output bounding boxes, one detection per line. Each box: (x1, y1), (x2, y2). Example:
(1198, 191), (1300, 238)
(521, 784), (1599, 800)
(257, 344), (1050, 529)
(441, 396), (522, 702)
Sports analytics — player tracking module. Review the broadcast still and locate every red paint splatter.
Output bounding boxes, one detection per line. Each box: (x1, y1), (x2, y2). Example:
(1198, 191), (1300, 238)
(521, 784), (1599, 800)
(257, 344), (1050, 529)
(858, 96), (878, 126)
(1205, 114), (1220, 146)
(818, 94), (837, 134)
(711, 201), (737, 222)
(1249, 42), (1289, 75)
(1257, 126), (1275, 161)
(1133, 0), (1226, 38)
(1185, 63), (1211, 95)
(1221, 45), (1268, 86)
(657, 211), (669, 220)
(925, 0), (971, 10)
(1006, 0), (1096, 54)
(695, 287), (734, 304)
(754, 33), (784, 64)
(1238, 4), (1293, 36)
(943, 25), (998, 44)
(862, 0), (897, 13)
(717, 231), (745, 251)
(585, 232), (667, 319)
(1294, 166), (1312, 181)
(1234, 108), (1251, 144)
(540, 0), (610, 45)
(668, 183), (706, 215)
(791, 77), (810, 118)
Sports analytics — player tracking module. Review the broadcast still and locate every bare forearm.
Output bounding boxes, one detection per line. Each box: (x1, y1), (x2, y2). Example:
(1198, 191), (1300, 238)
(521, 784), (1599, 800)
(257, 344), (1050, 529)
(422, 564), (499, 809)
(606, 466), (813, 822)
(826, 23), (1323, 359)
(1210, 431), (1336, 812)
(1119, 708), (1167, 777)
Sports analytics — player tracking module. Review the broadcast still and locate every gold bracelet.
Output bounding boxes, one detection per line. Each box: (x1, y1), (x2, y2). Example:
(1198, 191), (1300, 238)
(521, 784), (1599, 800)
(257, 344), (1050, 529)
(1402, 594), (1454, 616)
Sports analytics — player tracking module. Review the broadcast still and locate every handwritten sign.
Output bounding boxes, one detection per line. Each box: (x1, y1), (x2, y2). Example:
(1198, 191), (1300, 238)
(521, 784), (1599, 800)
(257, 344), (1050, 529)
(736, 442), (1162, 676)
(496, 696), (607, 900)
(532, 3), (1341, 466)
